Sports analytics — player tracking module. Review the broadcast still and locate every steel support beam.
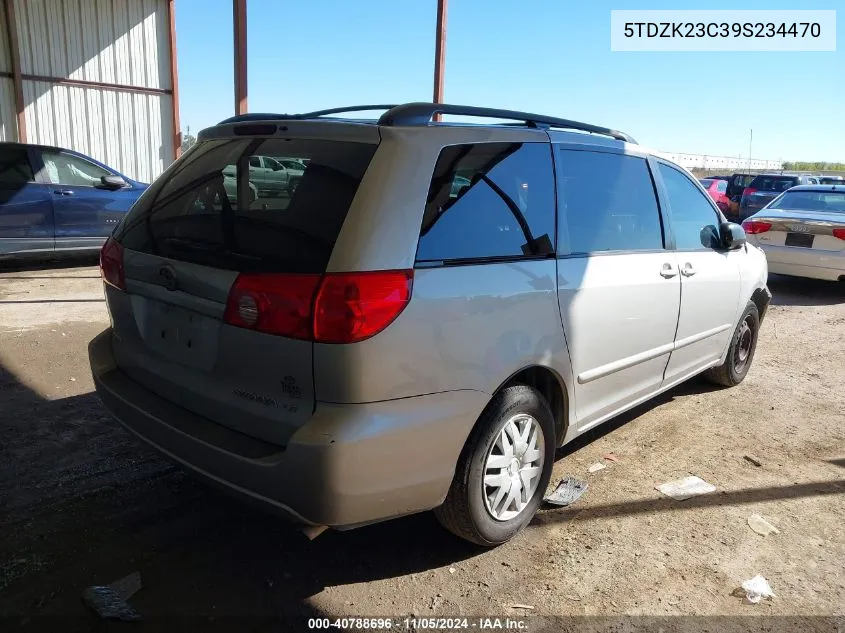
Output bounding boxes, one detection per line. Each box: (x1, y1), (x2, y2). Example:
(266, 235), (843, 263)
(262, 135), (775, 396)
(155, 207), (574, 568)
(3, 0), (26, 142)
(167, 0), (182, 158)
(432, 0), (447, 121)
(233, 0), (247, 115)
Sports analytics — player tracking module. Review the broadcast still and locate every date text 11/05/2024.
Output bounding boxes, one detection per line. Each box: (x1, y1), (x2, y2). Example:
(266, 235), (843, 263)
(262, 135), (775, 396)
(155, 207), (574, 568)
(307, 617), (529, 630)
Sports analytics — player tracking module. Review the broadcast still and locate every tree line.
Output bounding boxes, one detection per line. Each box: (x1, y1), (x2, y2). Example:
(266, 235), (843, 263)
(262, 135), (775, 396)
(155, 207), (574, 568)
(782, 161), (845, 171)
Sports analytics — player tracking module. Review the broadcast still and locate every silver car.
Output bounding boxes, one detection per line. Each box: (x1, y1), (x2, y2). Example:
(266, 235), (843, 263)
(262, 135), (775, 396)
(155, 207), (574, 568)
(743, 184), (845, 281)
(89, 103), (770, 546)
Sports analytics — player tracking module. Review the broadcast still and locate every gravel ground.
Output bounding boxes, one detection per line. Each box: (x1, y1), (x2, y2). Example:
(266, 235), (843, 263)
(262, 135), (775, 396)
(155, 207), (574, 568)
(0, 258), (843, 631)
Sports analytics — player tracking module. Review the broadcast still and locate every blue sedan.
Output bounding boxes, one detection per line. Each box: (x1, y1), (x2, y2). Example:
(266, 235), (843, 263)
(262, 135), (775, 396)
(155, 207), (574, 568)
(0, 142), (148, 258)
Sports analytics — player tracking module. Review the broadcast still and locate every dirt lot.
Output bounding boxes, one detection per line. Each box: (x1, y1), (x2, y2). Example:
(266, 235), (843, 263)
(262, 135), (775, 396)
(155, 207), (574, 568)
(1, 257), (843, 631)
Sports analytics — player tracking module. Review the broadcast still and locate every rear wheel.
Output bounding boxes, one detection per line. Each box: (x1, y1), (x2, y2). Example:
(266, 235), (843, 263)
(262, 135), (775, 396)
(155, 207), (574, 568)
(704, 301), (760, 387)
(435, 385), (555, 546)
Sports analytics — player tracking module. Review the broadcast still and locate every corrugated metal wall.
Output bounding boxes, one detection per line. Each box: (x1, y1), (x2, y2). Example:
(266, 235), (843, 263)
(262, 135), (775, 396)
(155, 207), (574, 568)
(2, 0), (174, 182)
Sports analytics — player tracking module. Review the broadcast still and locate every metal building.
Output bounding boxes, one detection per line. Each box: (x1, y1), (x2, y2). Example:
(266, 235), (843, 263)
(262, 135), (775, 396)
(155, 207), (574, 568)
(0, 0), (179, 183)
(655, 152), (783, 172)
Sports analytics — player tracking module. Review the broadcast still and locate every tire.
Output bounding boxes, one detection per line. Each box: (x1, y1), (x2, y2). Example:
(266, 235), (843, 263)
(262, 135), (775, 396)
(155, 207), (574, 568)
(704, 301), (760, 387)
(288, 179), (299, 197)
(435, 385), (555, 547)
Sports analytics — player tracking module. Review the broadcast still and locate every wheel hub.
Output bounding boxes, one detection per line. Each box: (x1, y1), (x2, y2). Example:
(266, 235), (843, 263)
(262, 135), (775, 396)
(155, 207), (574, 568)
(482, 413), (545, 522)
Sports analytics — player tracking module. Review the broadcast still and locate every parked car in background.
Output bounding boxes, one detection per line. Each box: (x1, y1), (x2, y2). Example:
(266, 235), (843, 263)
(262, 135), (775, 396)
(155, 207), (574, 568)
(699, 177), (730, 212)
(222, 155), (299, 198)
(0, 142), (146, 258)
(819, 176), (845, 185)
(89, 102), (770, 547)
(743, 185), (845, 281)
(740, 174), (818, 220)
(725, 173), (756, 220)
(223, 174), (258, 204)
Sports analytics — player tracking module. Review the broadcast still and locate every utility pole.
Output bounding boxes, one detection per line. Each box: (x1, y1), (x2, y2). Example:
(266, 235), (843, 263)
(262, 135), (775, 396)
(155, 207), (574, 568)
(234, 0), (248, 115)
(748, 129), (753, 170)
(432, 0), (447, 121)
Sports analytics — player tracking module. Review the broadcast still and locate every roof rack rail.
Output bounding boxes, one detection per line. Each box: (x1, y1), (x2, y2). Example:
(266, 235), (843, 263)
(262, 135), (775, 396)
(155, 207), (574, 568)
(218, 105), (397, 125)
(215, 102), (636, 144)
(377, 102), (636, 144)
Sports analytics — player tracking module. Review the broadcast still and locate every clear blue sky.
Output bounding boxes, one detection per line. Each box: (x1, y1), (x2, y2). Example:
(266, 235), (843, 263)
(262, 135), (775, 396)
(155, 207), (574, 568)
(174, 0), (844, 162)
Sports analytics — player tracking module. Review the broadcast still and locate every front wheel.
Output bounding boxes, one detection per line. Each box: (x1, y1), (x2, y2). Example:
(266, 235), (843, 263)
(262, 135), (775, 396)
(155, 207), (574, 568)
(435, 385), (555, 546)
(704, 301), (760, 387)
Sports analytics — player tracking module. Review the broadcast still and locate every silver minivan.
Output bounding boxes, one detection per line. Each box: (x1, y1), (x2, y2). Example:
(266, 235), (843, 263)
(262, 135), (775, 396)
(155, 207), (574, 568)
(89, 103), (771, 546)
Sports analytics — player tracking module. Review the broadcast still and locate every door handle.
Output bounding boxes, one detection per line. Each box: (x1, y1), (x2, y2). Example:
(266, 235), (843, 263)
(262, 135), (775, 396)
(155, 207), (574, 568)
(681, 263), (697, 277)
(53, 189), (74, 196)
(659, 263), (677, 278)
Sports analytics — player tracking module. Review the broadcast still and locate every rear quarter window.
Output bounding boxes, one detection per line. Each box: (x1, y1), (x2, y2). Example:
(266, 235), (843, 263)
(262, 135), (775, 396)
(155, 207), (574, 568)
(116, 138), (377, 273)
(416, 142), (556, 263)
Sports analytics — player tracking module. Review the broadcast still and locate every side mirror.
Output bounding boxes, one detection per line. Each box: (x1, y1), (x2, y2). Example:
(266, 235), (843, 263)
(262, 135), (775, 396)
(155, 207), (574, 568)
(97, 175), (128, 190)
(721, 222), (746, 250)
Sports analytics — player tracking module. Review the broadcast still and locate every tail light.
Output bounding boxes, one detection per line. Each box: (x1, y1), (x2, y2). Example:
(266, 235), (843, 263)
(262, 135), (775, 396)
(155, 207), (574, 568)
(742, 220), (772, 235)
(100, 237), (125, 290)
(313, 270), (414, 343)
(224, 270), (413, 343)
(224, 273), (321, 339)
(741, 187), (757, 201)
(833, 228), (845, 241)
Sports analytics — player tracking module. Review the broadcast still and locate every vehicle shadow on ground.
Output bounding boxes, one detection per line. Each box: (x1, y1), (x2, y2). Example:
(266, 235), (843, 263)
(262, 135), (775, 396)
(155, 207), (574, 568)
(0, 363), (482, 623)
(768, 274), (845, 307)
(0, 253), (99, 274)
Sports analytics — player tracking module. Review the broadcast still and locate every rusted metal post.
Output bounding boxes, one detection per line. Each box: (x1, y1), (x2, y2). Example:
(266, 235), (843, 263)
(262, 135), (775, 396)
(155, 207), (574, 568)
(233, 0), (248, 115)
(3, 0), (27, 142)
(432, 0), (447, 121)
(167, 0), (181, 158)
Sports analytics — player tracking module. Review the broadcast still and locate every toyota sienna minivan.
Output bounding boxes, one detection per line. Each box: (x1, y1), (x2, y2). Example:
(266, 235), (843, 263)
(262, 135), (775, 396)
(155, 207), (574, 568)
(89, 103), (771, 546)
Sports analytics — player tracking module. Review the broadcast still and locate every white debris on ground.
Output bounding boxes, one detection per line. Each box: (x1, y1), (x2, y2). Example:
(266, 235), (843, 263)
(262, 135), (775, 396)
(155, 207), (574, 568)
(656, 476), (716, 501)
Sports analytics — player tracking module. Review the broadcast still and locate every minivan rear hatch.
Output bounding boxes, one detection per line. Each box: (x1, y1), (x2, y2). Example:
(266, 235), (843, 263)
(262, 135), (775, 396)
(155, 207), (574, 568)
(105, 130), (379, 445)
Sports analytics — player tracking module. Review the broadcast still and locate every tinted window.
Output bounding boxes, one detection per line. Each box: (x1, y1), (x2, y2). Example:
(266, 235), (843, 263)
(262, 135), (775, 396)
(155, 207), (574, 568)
(749, 175), (799, 192)
(556, 149), (663, 254)
(117, 138), (377, 273)
(0, 147), (34, 185)
(658, 163), (721, 250)
(728, 174), (755, 196)
(699, 179), (714, 189)
(416, 143), (555, 263)
(769, 190), (845, 213)
(249, 156), (261, 168)
(41, 151), (111, 186)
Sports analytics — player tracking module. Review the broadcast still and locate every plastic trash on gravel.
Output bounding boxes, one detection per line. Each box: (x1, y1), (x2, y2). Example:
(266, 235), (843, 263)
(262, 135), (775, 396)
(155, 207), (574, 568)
(544, 477), (588, 507)
(82, 571), (143, 621)
(656, 475), (716, 500)
(747, 514), (780, 536)
(741, 575), (776, 603)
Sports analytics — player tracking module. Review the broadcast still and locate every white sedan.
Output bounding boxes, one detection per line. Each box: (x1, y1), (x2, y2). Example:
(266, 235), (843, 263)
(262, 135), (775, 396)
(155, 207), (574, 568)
(743, 185), (845, 282)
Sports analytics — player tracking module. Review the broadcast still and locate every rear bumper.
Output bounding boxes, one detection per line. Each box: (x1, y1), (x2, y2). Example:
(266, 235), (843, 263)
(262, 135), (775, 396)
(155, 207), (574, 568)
(758, 244), (845, 282)
(89, 329), (488, 528)
(768, 261), (844, 282)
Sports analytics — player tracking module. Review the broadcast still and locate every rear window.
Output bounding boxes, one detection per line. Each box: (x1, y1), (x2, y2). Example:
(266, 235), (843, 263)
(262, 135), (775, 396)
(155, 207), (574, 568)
(728, 174), (755, 195)
(699, 179), (714, 189)
(769, 191), (845, 213)
(116, 138), (377, 273)
(749, 176), (799, 192)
